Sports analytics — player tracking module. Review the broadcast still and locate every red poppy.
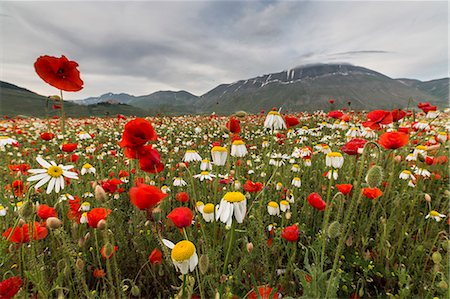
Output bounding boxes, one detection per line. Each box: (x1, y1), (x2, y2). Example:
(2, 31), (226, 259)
(100, 245), (118, 259)
(362, 187), (383, 199)
(37, 204), (58, 220)
(67, 197), (82, 223)
(175, 192), (190, 203)
(243, 180), (263, 193)
(379, 132), (409, 149)
(12, 180), (26, 197)
(327, 110), (344, 119)
(391, 109), (406, 122)
(119, 118), (157, 149)
(87, 208), (111, 228)
(118, 170), (129, 178)
(61, 143), (78, 152)
(167, 207), (193, 228)
(281, 224), (299, 242)
(362, 110), (393, 130)
(336, 184), (353, 195)
(226, 117), (241, 134)
(341, 138), (368, 155)
(34, 55), (83, 91)
(307, 193), (326, 211)
(248, 286), (277, 299)
(101, 178), (123, 193)
(340, 114), (350, 122)
(329, 99), (335, 104)
(129, 183), (167, 210)
(149, 248), (163, 265)
(3, 222), (48, 243)
(285, 116), (300, 128)
(93, 269), (105, 278)
(418, 102), (437, 113)
(137, 145), (164, 173)
(0, 276), (23, 299)
(40, 132), (55, 141)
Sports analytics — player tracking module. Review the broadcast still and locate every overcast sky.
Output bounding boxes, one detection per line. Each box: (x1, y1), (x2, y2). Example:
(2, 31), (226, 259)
(1, 1), (448, 100)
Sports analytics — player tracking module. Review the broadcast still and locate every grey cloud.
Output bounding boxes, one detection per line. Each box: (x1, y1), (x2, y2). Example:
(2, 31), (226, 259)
(0, 1), (448, 100)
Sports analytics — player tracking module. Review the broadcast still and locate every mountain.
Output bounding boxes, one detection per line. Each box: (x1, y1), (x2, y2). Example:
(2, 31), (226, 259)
(2, 63), (448, 117)
(197, 64), (447, 113)
(71, 90), (199, 114)
(396, 78), (449, 105)
(0, 81), (148, 117)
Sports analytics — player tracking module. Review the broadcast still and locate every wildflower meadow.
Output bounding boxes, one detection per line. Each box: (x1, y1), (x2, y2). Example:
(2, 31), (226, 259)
(0, 56), (448, 299)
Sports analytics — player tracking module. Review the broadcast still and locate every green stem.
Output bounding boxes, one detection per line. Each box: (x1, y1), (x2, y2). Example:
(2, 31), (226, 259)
(60, 90), (65, 136)
(320, 172), (334, 270)
(222, 221), (236, 274)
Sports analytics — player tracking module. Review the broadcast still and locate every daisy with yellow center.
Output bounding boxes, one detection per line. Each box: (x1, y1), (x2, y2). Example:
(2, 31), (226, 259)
(183, 150), (202, 162)
(264, 110), (287, 130)
(162, 239), (198, 274)
(276, 182), (283, 191)
(304, 158), (312, 167)
(200, 203), (215, 222)
(326, 152), (344, 169)
(79, 202), (91, 212)
(193, 171), (216, 181)
(267, 201), (280, 216)
(291, 177), (301, 188)
(413, 145), (428, 156)
(399, 170), (414, 180)
(211, 146), (228, 166)
(173, 177), (187, 186)
(27, 156), (78, 194)
(280, 200), (290, 212)
(231, 139), (247, 157)
(216, 192), (246, 226)
(200, 159), (212, 171)
(81, 163), (96, 175)
(0, 205), (7, 216)
(437, 132), (447, 143)
(346, 127), (360, 138)
(195, 201), (205, 213)
(425, 210), (446, 222)
(291, 164), (300, 172)
(78, 131), (92, 140)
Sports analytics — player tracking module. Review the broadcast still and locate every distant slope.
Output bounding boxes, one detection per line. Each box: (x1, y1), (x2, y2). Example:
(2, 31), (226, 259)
(0, 81), (148, 117)
(71, 90), (199, 115)
(396, 78), (449, 104)
(198, 64), (443, 113)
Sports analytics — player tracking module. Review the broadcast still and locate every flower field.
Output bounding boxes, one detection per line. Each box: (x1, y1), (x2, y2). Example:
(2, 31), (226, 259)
(0, 106), (449, 299)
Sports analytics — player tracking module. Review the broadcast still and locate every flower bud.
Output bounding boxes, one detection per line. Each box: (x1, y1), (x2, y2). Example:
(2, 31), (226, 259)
(439, 280), (448, 290)
(18, 218), (26, 226)
(95, 185), (108, 201)
(424, 193), (431, 202)
(246, 242), (254, 253)
(327, 221), (341, 239)
(432, 252), (442, 264)
(152, 207), (162, 222)
(366, 165), (383, 188)
(18, 201), (35, 219)
(96, 219), (107, 230)
(131, 285), (140, 296)
(394, 155), (402, 162)
(103, 242), (115, 258)
(46, 217), (62, 229)
(199, 254), (209, 274)
(76, 258), (85, 270)
(285, 211), (292, 220)
(234, 111), (248, 118)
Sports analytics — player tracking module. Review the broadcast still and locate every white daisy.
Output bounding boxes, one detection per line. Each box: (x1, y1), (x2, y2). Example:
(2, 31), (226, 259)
(200, 203), (215, 222)
(280, 200), (290, 212)
(425, 210), (446, 222)
(162, 239), (198, 274)
(81, 163), (96, 175)
(211, 145), (228, 166)
(291, 177), (301, 188)
(267, 201), (280, 216)
(193, 171), (216, 181)
(216, 192), (247, 226)
(173, 177), (187, 186)
(0, 136), (18, 147)
(326, 152), (344, 169)
(264, 110), (287, 130)
(78, 131), (92, 140)
(27, 156), (79, 194)
(183, 150), (202, 162)
(231, 139), (247, 157)
(200, 159), (212, 171)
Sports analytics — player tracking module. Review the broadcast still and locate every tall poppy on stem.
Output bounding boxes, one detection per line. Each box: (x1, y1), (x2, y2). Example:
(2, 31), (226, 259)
(34, 55), (83, 135)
